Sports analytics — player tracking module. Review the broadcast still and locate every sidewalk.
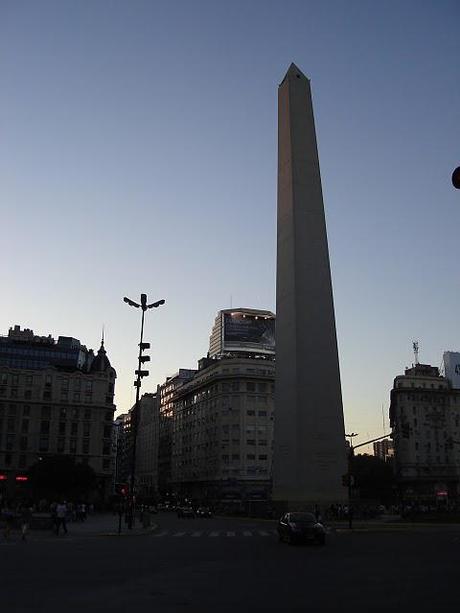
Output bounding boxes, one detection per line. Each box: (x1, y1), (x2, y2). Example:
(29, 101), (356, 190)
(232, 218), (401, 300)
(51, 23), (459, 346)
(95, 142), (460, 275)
(2, 513), (157, 543)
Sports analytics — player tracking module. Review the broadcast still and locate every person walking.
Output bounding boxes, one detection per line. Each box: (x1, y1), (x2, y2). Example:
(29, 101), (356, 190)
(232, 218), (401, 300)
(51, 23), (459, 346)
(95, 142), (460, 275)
(20, 506), (33, 542)
(55, 501), (68, 536)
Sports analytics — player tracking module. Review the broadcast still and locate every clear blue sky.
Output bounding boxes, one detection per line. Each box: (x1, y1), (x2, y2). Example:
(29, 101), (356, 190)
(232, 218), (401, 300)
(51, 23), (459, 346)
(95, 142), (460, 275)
(1, 0), (459, 447)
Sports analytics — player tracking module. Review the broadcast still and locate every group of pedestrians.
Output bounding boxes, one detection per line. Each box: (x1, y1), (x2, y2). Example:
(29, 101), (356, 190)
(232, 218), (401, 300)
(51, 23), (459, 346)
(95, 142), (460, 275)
(1, 499), (93, 541)
(1, 502), (33, 541)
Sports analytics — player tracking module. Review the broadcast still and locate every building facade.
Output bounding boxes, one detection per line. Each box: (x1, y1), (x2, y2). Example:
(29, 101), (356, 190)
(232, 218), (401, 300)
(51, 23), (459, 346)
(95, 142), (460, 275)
(157, 369), (196, 495)
(390, 363), (460, 504)
(0, 326), (116, 499)
(373, 439), (394, 462)
(134, 393), (159, 499)
(170, 356), (275, 509)
(209, 309), (275, 358)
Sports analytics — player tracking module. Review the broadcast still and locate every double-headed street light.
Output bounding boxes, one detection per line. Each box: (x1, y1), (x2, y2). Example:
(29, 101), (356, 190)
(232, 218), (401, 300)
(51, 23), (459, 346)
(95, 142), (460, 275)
(123, 293), (165, 528)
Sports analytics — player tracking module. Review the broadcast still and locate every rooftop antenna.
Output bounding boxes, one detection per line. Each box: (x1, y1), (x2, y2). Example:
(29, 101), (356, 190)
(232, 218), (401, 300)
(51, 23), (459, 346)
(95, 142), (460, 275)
(413, 340), (419, 365)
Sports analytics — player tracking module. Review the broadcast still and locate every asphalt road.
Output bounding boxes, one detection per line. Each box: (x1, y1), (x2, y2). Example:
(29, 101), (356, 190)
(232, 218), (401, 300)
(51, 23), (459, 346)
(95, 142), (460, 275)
(1, 512), (459, 612)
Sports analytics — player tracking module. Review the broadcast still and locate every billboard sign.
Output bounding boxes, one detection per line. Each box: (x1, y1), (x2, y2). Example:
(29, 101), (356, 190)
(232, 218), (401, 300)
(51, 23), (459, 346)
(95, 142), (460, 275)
(223, 313), (275, 354)
(443, 351), (460, 389)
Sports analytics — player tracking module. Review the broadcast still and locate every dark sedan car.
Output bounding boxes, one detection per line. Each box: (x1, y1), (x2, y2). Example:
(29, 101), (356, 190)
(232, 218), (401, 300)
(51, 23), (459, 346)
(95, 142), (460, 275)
(277, 512), (326, 545)
(196, 507), (212, 518)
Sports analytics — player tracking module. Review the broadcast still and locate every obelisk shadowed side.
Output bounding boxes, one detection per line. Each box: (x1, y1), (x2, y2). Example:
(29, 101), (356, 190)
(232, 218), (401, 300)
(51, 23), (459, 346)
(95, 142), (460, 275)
(272, 64), (347, 508)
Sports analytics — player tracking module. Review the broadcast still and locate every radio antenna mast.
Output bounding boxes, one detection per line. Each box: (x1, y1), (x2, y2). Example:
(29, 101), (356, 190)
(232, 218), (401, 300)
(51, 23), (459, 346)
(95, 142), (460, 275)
(413, 341), (419, 365)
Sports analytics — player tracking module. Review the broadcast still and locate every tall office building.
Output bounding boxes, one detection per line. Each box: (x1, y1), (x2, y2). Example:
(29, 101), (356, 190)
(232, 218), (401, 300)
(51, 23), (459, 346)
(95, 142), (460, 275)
(390, 362), (460, 503)
(209, 309), (275, 358)
(0, 326), (116, 499)
(272, 64), (347, 508)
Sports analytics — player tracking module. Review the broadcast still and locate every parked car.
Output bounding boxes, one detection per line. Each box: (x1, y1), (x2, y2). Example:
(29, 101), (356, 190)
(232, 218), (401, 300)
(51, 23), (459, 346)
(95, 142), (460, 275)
(196, 507), (212, 518)
(177, 506), (195, 518)
(277, 512), (326, 545)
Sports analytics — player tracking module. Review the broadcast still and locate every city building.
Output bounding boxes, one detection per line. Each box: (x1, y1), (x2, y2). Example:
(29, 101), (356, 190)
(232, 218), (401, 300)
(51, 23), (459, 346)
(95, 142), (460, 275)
(373, 439), (394, 462)
(113, 413), (128, 492)
(0, 325), (116, 499)
(157, 369), (196, 496)
(170, 355), (275, 510)
(134, 393), (159, 499)
(209, 309), (275, 358)
(390, 362), (460, 504)
(272, 64), (347, 509)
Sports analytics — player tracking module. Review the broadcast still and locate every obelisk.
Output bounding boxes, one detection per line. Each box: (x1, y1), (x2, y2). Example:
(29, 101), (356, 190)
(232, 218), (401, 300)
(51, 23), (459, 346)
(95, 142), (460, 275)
(272, 64), (347, 508)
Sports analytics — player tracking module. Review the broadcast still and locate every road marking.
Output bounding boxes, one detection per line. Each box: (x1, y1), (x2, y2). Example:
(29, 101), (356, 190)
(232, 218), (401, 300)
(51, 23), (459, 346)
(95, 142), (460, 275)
(191, 531), (202, 537)
(271, 530), (278, 536)
(258, 530), (270, 536)
(173, 532), (186, 537)
(209, 531), (219, 537)
(152, 531), (168, 537)
(226, 531), (236, 537)
(243, 531), (253, 537)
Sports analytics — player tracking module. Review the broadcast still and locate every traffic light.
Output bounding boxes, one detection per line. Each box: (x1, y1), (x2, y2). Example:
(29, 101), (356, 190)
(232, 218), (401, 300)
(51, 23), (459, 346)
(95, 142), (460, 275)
(116, 483), (129, 497)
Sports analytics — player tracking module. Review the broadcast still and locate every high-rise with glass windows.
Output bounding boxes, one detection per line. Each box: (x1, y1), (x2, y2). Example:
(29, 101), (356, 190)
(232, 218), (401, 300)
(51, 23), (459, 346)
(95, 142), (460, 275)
(0, 326), (116, 499)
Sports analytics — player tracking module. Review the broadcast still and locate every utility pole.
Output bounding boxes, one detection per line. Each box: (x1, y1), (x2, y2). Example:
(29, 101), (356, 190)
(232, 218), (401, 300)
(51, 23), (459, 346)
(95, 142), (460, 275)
(123, 293), (165, 528)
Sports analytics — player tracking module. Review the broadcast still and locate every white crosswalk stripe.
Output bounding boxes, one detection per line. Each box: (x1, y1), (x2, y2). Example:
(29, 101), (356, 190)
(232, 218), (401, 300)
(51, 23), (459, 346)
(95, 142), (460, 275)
(243, 531), (253, 537)
(152, 531), (168, 537)
(226, 531), (236, 537)
(209, 531), (219, 537)
(258, 530), (270, 536)
(173, 532), (186, 537)
(191, 531), (203, 537)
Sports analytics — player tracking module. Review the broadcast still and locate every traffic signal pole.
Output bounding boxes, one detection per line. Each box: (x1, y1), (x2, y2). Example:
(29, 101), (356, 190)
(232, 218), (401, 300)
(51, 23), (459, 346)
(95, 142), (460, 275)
(346, 432), (392, 530)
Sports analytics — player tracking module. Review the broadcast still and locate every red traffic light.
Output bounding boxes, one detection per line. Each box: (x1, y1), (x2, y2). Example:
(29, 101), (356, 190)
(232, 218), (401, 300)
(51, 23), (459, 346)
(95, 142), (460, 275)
(15, 475), (28, 482)
(0, 474), (7, 481)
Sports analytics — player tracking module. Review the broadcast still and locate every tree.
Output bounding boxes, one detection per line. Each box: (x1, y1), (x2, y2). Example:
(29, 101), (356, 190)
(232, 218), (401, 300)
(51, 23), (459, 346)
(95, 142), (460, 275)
(353, 454), (396, 504)
(28, 455), (97, 500)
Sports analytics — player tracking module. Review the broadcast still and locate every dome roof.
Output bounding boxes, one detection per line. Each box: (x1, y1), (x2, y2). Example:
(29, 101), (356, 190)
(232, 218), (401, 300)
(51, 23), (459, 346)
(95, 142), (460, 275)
(90, 340), (111, 373)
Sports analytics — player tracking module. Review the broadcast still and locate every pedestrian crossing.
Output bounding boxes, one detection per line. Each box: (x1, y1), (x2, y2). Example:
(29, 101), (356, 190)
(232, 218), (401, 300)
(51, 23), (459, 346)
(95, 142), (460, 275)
(151, 528), (278, 539)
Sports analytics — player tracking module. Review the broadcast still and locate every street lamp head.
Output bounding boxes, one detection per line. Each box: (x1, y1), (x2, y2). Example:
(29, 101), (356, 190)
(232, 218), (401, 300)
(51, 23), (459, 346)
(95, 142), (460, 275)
(147, 299), (166, 309)
(124, 297), (140, 308)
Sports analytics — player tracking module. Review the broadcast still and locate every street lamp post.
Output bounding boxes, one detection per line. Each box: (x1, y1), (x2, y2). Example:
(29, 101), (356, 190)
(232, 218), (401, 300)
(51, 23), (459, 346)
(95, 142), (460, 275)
(124, 293), (165, 528)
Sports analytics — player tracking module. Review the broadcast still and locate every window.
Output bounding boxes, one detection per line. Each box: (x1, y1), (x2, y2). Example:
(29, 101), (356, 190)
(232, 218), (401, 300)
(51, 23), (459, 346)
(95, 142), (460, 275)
(259, 454), (268, 460)
(41, 421), (50, 434)
(246, 382), (256, 392)
(21, 420), (29, 433)
(60, 407), (67, 418)
(83, 423), (91, 437)
(102, 459), (110, 471)
(71, 422), (78, 436)
(57, 439), (65, 453)
(12, 375), (19, 385)
(39, 437), (49, 452)
(247, 439), (256, 445)
(259, 440), (267, 446)
(103, 442), (111, 455)
(19, 436), (28, 451)
(258, 411), (267, 417)
(7, 418), (16, 432)
(82, 440), (89, 454)
(59, 422), (66, 435)
(5, 453), (12, 466)
(18, 454), (26, 468)
(72, 408), (79, 419)
(232, 454), (240, 461)
(70, 439), (77, 452)
(84, 409), (91, 420)
(24, 389), (32, 399)
(23, 405), (30, 417)
(247, 410), (255, 416)
(10, 388), (18, 398)
(41, 406), (51, 418)
(0, 374), (7, 385)
(73, 392), (80, 402)
(6, 434), (15, 449)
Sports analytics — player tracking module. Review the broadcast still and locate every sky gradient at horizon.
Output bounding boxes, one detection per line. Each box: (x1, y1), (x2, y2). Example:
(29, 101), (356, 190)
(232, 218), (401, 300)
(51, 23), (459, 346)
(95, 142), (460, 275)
(1, 0), (459, 447)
